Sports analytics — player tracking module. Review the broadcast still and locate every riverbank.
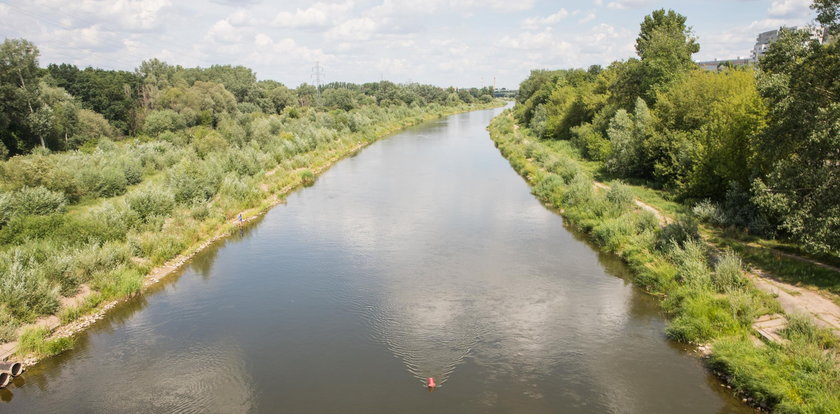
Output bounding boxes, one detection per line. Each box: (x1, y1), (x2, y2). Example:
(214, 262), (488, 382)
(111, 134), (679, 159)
(488, 110), (839, 413)
(0, 101), (505, 366)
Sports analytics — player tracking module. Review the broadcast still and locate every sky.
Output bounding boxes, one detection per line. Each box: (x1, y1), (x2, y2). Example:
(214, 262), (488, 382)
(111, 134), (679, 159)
(0, 0), (820, 89)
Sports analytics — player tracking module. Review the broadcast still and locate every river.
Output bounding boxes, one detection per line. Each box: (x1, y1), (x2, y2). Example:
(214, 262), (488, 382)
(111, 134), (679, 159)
(1, 106), (751, 413)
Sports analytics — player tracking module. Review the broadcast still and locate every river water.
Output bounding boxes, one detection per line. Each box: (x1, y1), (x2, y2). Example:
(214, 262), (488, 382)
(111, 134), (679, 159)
(2, 107), (750, 413)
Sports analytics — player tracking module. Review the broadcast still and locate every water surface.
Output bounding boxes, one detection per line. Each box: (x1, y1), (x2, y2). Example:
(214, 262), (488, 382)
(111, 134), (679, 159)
(2, 107), (750, 413)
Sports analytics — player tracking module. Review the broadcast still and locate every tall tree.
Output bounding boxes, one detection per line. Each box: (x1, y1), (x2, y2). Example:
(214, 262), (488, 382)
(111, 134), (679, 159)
(635, 9), (700, 101)
(0, 38), (43, 152)
(751, 6), (840, 254)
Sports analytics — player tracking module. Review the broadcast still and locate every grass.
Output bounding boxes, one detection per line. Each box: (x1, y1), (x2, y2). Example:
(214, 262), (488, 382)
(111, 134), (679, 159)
(16, 326), (74, 358)
(705, 227), (840, 300)
(488, 110), (839, 413)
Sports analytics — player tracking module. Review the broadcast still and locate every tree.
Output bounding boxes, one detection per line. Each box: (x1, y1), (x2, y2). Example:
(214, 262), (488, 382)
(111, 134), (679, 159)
(0, 39), (43, 152)
(812, 0), (839, 36)
(751, 20), (840, 253)
(635, 9), (700, 101)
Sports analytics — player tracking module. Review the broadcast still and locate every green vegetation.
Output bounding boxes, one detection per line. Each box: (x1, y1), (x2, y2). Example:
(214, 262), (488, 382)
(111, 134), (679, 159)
(514, 3), (839, 257)
(490, 109), (838, 413)
(16, 326), (74, 358)
(489, 3), (840, 411)
(0, 38), (502, 354)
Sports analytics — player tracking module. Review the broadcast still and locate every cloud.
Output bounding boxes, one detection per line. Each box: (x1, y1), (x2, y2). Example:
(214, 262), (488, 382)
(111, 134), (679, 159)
(578, 11), (597, 24)
(606, 0), (654, 9)
(324, 17), (378, 40)
(30, 0), (173, 32)
(272, 1), (354, 29)
(521, 9), (569, 30)
(206, 19), (243, 43)
(767, 0), (812, 18)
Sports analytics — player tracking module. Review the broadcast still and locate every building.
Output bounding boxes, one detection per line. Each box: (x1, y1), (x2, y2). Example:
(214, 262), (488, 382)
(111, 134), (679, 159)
(751, 25), (826, 61)
(696, 58), (753, 71)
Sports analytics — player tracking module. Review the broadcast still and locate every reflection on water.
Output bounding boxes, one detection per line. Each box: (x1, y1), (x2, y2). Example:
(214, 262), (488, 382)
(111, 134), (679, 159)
(3, 107), (751, 413)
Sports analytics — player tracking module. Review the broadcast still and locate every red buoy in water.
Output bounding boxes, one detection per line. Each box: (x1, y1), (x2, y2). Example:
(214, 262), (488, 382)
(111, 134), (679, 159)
(427, 377), (436, 389)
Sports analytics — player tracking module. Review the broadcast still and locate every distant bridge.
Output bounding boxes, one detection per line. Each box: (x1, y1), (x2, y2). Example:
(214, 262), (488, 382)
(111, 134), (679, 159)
(492, 88), (517, 99)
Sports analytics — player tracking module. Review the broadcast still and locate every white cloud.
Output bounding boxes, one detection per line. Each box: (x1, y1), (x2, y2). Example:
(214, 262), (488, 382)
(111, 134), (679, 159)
(606, 0), (654, 9)
(206, 19), (244, 43)
(272, 1), (355, 29)
(767, 0), (812, 18)
(32, 0), (173, 31)
(521, 9), (569, 30)
(578, 11), (597, 24)
(324, 17), (378, 40)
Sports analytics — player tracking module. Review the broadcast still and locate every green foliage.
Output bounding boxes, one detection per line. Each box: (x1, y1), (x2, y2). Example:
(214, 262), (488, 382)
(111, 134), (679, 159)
(570, 123), (610, 161)
(127, 185), (175, 221)
(751, 26), (840, 254)
(17, 326), (74, 358)
(0, 186), (66, 223)
(635, 9), (700, 100)
(710, 337), (840, 413)
(143, 109), (186, 136)
(300, 169), (316, 187)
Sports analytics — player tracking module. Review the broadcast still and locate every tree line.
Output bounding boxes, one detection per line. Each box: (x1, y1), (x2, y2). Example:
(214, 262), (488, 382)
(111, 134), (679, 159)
(0, 41), (495, 156)
(514, 2), (839, 255)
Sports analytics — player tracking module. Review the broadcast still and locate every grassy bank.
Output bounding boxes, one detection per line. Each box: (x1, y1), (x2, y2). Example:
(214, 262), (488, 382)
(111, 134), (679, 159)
(0, 100), (503, 359)
(489, 111), (839, 413)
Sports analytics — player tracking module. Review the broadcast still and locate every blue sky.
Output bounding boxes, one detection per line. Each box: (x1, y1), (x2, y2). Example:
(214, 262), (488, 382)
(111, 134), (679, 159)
(0, 0), (819, 89)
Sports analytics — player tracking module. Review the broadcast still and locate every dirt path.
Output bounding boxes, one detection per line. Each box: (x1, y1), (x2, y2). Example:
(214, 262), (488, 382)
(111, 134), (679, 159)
(592, 182), (671, 226)
(746, 269), (840, 337)
(588, 174), (840, 339)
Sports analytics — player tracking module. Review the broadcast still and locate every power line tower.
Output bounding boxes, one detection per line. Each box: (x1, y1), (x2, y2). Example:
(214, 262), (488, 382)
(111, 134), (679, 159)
(311, 61), (325, 92)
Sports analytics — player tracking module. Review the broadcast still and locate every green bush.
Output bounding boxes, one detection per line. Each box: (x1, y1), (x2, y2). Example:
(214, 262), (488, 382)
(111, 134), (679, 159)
(0, 186), (67, 224)
(532, 174), (564, 205)
(570, 123), (611, 161)
(606, 181), (635, 211)
(127, 185), (176, 221)
(0, 249), (60, 320)
(692, 199), (725, 225)
(167, 158), (223, 203)
(300, 169), (316, 186)
(77, 165), (128, 198)
(712, 250), (746, 292)
(143, 109), (187, 136)
(656, 216), (699, 250)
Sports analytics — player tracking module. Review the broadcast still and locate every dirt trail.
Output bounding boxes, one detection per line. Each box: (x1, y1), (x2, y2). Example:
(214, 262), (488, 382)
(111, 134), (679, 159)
(592, 182), (671, 226)
(589, 178), (840, 339)
(747, 269), (840, 337)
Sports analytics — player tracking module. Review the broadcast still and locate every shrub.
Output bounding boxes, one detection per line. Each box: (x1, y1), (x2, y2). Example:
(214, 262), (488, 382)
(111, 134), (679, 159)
(127, 185), (176, 221)
(570, 123), (611, 161)
(300, 170), (316, 186)
(712, 250), (746, 292)
(122, 159), (144, 185)
(167, 158), (223, 203)
(692, 199), (725, 225)
(143, 109), (187, 136)
(0, 249), (60, 320)
(532, 174), (564, 205)
(669, 239), (713, 290)
(76, 164), (129, 198)
(656, 216), (699, 250)
(545, 156), (580, 184)
(0, 186), (67, 223)
(605, 182), (635, 212)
